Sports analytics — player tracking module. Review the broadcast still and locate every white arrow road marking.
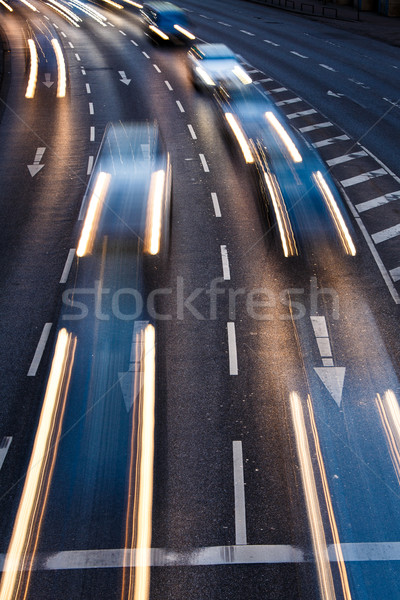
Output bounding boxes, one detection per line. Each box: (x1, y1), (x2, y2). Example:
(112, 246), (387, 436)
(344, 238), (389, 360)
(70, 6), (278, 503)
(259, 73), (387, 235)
(43, 73), (54, 88)
(118, 321), (149, 412)
(118, 70), (131, 85)
(314, 367), (346, 407)
(0, 437), (12, 471)
(28, 147), (46, 177)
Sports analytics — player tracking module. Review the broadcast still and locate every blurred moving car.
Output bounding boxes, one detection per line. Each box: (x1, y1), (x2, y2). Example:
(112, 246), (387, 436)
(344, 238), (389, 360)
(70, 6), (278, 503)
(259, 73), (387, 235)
(140, 1), (195, 44)
(188, 43), (252, 90)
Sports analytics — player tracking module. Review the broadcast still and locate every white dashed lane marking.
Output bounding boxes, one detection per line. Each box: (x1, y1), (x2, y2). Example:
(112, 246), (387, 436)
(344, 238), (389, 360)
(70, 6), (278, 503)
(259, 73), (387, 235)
(86, 83), (91, 94)
(60, 249), (76, 284)
(90, 126), (95, 141)
(89, 102), (94, 114)
(218, 21), (231, 27)
(199, 154), (209, 172)
(87, 155), (94, 175)
(286, 108), (317, 120)
(142, 51), (150, 59)
(372, 224), (400, 244)
(27, 323), (52, 376)
(220, 245), (231, 280)
(356, 190), (400, 213)
(165, 81), (173, 91)
(340, 168), (387, 188)
(299, 122), (333, 133)
(75, 53), (81, 62)
(153, 64), (161, 73)
(227, 322), (238, 375)
(276, 97), (302, 106)
(240, 30), (255, 36)
(291, 51), (308, 58)
(319, 64), (336, 72)
(326, 151), (367, 167)
(264, 39), (280, 46)
(131, 40), (138, 46)
(187, 124), (197, 139)
(176, 101), (185, 113)
(0, 437), (12, 471)
(211, 192), (221, 217)
(312, 134), (349, 148)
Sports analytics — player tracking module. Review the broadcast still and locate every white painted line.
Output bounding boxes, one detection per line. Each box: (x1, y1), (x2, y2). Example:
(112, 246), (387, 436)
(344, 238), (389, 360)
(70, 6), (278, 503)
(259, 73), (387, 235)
(199, 13), (211, 18)
(131, 40), (138, 46)
(276, 97), (302, 106)
(390, 266), (400, 282)
(68, 42), (74, 48)
(119, 30), (126, 36)
(316, 338), (332, 358)
(271, 87), (287, 93)
(107, 21), (115, 27)
(61, 32), (67, 38)
(0, 437), (12, 471)
(286, 108), (317, 120)
(176, 100), (185, 113)
(220, 245), (231, 281)
(264, 39), (280, 46)
(310, 316), (329, 338)
(60, 249), (75, 284)
(233, 441), (247, 545)
(312, 134), (349, 148)
(291, 51), (308, 58)
(227, 322), (238, 375)
(218, 21), (231, 26)
(240, 30), (255, 36)
(187, 124), (197, 139)
(322, 358), (334, 367)
(165, 80), (173, 91)
(53, 23), (59, 29)
(89, 102), (94, 114)
(299, 122), (333, 133)
(87, 155), (94, 175)
(142, 51), (150, 59)
(81, 67), (86, 75)
(86, 83), (91, 94)
(153, 64), (161, 73)
(340, 168), (386, 188)
(319, 64), (336, 71)
(90, 126), (95, 142)
(326, 150), (367, 167)
(199, 154), (209, 172)
(356, 190), (400, 213)
(27, 323), (52, 376)
(75, 53), (81, 62)
(259, 78), (273, 83)
(372, 223), (400, 244)
(211, 192), (221, 217)
(247, 69), (260, 74)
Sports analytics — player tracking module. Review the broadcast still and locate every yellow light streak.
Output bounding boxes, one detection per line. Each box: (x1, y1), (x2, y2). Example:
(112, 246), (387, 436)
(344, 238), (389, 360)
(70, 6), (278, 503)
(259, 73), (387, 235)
(195, 65), (215, 86)
(232, 65), (252, 85)
(25, 39), (38, 99)
(69, 0), (106, 25)
(122, 0), (142, 5)
(173, 23), (195, 40)
(313, 171), (356, 256)
(102, 0), (123, 8)
(265, 111), (303, 163)
(144, 169), (165, 256)
(225, 112), (254, 164)
(263, 169), (297, 257)
(149, 25), (169, 40)
(51, 38), (67, 97)
(307, 395), (352, 600)
(19, 0), (37, 10)
(376, 390), (400, 486)
(47, 0), (81, 24)
(45, 1), (81, 25)
(77, 172), (111, 257)
(289, 392), (336, 600)
(0, 328), (76, 600)
(0, 0), (13, 11)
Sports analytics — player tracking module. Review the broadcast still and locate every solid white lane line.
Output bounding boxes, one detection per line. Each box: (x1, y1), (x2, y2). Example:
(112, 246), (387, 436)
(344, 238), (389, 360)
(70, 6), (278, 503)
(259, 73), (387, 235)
(316, 338), (332, 358)
(291, 51), (308, 58)
(264, 39), (280, 46)
(233, 441), (247, 545)
(276, 97), (302, 106)
(372, 223), (400, 244)
(131, 40), (138, 46)
(187, 124), (197, 139)
(211, 192), (221, 217)
(176, 100), (185, 113)
(68, 42), (74, 48)
(300, 122), (332, 132)
(312, 134), (349, 148)
(319, 64), (336, 71)
(310, 316), (329, 338)
(356, 190), (400, 213)
(286, 108), (317, 119)
(90, 126), (95, 141)
(153, 64), (161, 73)
(220, 245), (231, 280)
(165, 80), (173, 91)
(240, 30), (255, 36)
(340, 168), (386, 188)
(87, 155), (94, 175)
(390, 267), (400, 283)
(75, 53), (81, 61)
(27, 323), (52, 376)
(86, 83), (91, 94)
(199, 153), (209, 172)
(142, 51), (150, 59)
(60, 249), (76, 284)
(326, 150), (367, 166)
(227, 322), (238, 375)
(89, 102), (94, 114)
(271, 87), (287, 93)
(119, 30), (126, 35)
(0, 437), (12, 471)
(218, 21), (231, 26)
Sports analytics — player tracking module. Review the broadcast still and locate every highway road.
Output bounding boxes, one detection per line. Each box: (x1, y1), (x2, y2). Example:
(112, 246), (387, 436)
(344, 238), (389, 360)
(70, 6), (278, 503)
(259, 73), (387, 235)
(0, 0), (399, 598)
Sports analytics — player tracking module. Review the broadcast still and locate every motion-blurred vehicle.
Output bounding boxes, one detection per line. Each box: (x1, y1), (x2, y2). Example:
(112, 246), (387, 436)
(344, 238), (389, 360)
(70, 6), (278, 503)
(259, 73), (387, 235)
(188, 43), (252, 90)
(140, 1), (195, 44)
(213, 80), (356, 258)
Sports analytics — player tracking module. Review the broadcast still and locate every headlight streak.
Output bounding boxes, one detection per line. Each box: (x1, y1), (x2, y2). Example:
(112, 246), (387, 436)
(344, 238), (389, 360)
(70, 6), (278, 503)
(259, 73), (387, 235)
(149, 25), (169, 40)
(195, 65), (215, 86)
(77, 172), (111, 257)
(144, 169), (165, 256)
(263, 169), (297, 257)
(122, 324), (156, 600)
(50, 38), (67, 97)
(313, 171), (356, 256)
(19, 0), (37, 10)
(265, 111), (303, 163)
(47, 0), (81, 26)
(307, 395), (352, 600)
(101, 0), (123, 8)
(225, 112), (254, 164)
(68, 0), (106, 24)
(25, 39), (39, 98)
(0, 0), (13, 11)
(173, 23), (195, 40)
(289, 392), (337, 600)
(0, 328), (76, 600)
(232, 65), (252, 85)
(121, 0), (142, 6)
(376, 390), (400, 486)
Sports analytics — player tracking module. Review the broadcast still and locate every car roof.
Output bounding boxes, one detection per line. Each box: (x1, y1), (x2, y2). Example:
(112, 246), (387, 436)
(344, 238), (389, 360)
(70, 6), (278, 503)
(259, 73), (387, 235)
(192, 43), (236, 60)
